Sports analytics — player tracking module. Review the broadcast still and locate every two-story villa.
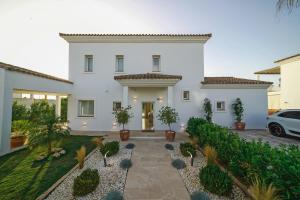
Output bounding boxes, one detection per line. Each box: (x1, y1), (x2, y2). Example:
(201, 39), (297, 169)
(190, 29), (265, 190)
(60, 33), (272, 131)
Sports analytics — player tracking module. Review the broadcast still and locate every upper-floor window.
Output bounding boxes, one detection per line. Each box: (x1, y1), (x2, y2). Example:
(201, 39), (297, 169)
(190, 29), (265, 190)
(152, 55), (160, 72)
(78, 100), (94, 117)
(84, 55), (93, 72)
(116, 55), (124, 72)
(113, 101), (122, 111)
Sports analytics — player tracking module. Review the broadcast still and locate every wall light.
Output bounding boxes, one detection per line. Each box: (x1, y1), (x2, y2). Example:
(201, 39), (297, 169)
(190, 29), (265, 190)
(133, 96), (137, 102)
(82, 121), (87, 127)
(157, 97), (163, 103)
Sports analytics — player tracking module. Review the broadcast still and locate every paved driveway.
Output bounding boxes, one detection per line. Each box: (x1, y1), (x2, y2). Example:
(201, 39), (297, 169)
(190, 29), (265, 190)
(236, 130), (300, 147)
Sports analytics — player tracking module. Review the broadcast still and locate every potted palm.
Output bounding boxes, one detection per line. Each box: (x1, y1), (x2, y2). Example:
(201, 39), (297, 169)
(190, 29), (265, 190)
(113, 106), (133, 141)
(157, 106), (179, 141)
(232, 98), (245, 130)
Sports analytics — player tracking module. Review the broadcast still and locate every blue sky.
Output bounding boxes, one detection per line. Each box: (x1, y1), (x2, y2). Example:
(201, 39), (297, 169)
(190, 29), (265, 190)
(0, 0), (299, 80)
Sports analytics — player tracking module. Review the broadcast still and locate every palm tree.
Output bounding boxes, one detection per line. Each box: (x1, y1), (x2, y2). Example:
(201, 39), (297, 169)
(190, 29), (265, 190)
(277, 0), (299, 12)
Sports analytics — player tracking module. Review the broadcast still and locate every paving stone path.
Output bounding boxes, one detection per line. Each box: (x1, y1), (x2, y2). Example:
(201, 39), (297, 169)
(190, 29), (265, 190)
(124, 140), (190, 200)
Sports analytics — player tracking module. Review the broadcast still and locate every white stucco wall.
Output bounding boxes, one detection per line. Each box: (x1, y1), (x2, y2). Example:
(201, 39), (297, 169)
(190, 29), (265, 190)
(68, 42), (205, 131)
(201, 88), (268, 129)
(280, 59), (300, 109)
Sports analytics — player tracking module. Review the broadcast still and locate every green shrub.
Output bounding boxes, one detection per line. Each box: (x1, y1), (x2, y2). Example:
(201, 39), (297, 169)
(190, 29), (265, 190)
(190, 191), (210, 200)
(199, 164), (232, 196)
(12, 101), (29, 121)
(100, 141), (119, 157)
(187, 117), (300, 200)
(180, 142), (196, 157)
(165, 143), (174, 150)
(186, 117), (207, 136)
(125, 143), (135, 149)
(120, 159), (132, 170)
(73, 168), (100, 196)
(103, 191), (123, 200)
(172, 159), (186, 169)
(11, 120), (30, 136)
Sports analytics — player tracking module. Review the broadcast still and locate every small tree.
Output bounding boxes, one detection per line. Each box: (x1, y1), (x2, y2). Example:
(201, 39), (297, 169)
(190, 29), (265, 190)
(112, 106), (133, 130)
(27, 101), (70, 155)
(203, 98), (213, 123)
(12, 101), (29, 121)
(157, 106), (179, 131)
(232, 98), (244, 123)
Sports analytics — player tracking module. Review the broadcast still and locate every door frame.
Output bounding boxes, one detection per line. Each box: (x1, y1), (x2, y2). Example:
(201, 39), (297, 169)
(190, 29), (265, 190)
(141, 101), (155, 131)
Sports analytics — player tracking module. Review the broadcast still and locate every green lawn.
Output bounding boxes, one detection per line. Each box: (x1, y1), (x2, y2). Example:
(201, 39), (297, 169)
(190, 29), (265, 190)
(0, 135), (96, 200)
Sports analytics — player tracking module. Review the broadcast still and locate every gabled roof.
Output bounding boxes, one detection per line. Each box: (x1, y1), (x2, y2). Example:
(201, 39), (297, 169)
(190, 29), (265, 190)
(0, 62), (73, 84)
(114, 73), (182, 80)
(202, 77), (272, 85)
(275, 53), (300, 64)
(254, 66), (280, 75)
(59, 33), (212, 43)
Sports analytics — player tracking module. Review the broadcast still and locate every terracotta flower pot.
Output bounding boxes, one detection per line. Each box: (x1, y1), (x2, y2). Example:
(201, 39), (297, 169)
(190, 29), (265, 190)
(120, 130), (130, 141)
(235, 122), (246, 131)
(11, 135), (26, 148)
(165, 130), (176, 141)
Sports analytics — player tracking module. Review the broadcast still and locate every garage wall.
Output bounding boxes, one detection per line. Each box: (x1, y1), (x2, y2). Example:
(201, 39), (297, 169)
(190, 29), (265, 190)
(201, 88), (268, 129)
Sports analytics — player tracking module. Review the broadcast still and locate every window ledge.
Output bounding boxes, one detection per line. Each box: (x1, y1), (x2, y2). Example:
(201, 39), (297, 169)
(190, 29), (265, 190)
(76, 116), (96, 119)
(82, 72), (95, 74)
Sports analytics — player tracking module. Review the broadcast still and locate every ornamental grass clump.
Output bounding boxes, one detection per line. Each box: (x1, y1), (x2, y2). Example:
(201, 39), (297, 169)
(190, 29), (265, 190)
(120, 159), (132, 170)
(172, 159), (186, 169)
(73, 168), (100, 196)
(203, 145), (218, 164)
(92, 136), (104, 149)
(165, 143), (174, 150)
(199, 164), (232, 196)
(249, 177), (280, 200)
(103, 191), (123, 200)
(75, 146), (86, 169)
(100, 141), (119, 157)
(190, 191), (210, 200)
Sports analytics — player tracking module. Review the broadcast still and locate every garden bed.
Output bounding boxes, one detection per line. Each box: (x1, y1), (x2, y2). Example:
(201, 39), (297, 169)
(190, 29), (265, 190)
(45, 143), (133, 200)
(167, 143), (249, 200)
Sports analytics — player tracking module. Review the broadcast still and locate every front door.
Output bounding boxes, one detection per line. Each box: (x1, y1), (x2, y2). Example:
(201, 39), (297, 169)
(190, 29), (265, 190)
(142, 102), (154, 131)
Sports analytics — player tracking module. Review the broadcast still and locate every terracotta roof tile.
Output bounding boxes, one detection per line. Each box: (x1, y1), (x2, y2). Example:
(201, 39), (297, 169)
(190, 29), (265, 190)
(0, 62), (73, 84)
(202, 77), (272, 85)
(114, 73), (182, 80)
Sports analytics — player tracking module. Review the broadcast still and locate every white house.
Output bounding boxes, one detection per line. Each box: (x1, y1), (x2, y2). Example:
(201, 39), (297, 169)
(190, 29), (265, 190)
(255, 53), (300, 112)
(60, 33), (272, 132)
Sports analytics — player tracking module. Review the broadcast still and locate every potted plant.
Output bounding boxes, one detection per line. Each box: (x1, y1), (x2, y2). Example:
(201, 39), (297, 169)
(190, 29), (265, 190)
(157, 106), (179, 141)
(113, 106), (133, 141)
(203, 98), (213, 123)
(11, 120), (30, 148)
(232, 98), (245, 130)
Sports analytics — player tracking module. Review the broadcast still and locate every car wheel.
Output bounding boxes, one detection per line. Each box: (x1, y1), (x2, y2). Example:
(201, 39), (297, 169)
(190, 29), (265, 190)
(269, 123), (286, 137)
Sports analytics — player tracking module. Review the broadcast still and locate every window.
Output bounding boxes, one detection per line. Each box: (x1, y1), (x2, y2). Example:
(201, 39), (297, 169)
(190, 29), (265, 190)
(113, 101), (122, 111)
(116, 55), (124, 72)
(78, 100), (94, 117)
(182, 90), (190, 101)
(84, 55), (93, 72)
(152, 55), (160, 72)
(216, 101), (226, 112)
(278, 111), (300, 120)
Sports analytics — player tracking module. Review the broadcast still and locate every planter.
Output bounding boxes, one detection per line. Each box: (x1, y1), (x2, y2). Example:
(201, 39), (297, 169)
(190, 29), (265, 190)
(120, 130), (130, 141)
(11, 135), (26, 148)
(165, 130), (176, 141)
(235, 122), (245, 130)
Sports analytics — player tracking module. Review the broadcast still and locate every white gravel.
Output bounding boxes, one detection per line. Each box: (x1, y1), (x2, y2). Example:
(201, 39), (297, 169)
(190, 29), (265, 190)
(45, 143), (133, 200)
(167, 143), (250, 200)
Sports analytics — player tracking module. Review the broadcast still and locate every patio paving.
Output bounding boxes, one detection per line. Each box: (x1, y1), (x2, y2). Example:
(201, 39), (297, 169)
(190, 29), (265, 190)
(124, 140), (190, 200)
(235, 129), (300, 147)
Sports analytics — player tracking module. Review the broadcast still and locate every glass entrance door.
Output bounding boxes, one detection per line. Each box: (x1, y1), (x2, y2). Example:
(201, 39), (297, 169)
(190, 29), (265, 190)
(142, 102), (154, 131)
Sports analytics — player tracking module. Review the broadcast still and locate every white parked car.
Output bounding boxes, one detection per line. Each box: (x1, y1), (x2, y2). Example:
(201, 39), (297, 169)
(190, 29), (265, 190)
(267, 109), (300, 137)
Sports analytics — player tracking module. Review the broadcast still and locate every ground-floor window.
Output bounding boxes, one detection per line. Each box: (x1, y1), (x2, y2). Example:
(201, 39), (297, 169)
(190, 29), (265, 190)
(113, 101), (122, 111)
(215, 100), (226, 112)
(78, 100), (94, 117)
(182, 90), (190, 101)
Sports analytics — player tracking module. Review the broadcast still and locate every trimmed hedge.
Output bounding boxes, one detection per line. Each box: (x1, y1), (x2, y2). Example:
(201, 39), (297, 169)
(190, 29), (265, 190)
(100, 141), (119, 157)
(73, 168), (100, 196)
(180, 142), (196, 157)
(187, 117), (300, 200)
(200, 164), (232, 196)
